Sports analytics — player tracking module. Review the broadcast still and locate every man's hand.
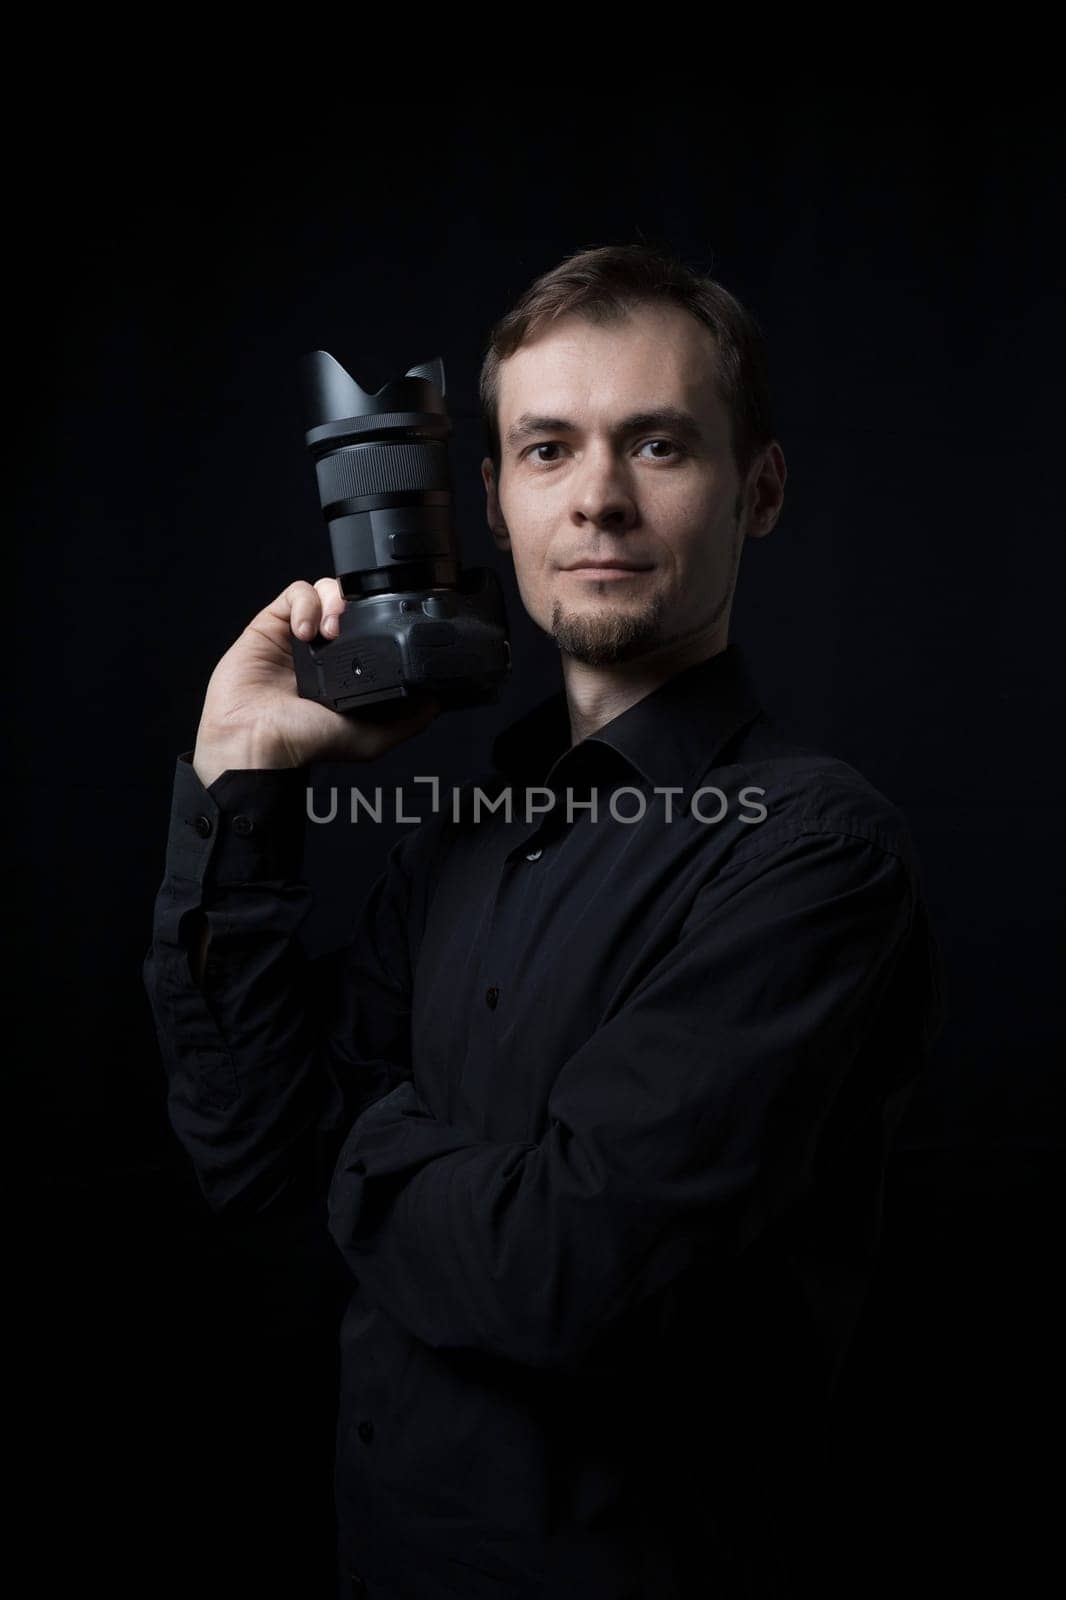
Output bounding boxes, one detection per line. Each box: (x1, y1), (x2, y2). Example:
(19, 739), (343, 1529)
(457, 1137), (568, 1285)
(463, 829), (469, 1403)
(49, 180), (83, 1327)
(192, 577), (442, 786)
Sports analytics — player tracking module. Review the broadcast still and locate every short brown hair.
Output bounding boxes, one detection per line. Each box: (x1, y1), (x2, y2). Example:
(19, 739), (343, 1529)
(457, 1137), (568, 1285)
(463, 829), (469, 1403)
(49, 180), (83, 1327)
(479, 241), (776, 488)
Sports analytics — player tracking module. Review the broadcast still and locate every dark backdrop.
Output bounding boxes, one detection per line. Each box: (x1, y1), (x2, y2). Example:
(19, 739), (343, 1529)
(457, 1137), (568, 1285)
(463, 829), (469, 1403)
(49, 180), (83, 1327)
(14, 85), (1063, 1597)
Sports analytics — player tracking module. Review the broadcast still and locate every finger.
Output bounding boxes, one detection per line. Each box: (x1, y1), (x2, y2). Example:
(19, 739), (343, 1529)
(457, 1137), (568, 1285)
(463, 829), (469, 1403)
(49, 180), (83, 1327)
(313, 576), (345, 637)
(283, 579), (323, 641)
(254, 579), (318, 647)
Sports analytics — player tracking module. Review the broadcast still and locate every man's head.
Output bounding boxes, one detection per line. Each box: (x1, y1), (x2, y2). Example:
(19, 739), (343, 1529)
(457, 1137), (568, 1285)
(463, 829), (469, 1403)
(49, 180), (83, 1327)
(479, 243), (786, 669)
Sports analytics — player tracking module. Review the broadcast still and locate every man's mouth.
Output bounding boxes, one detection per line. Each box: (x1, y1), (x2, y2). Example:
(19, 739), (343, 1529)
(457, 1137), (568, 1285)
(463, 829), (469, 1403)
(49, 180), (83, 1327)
(562, 560), (654, 577)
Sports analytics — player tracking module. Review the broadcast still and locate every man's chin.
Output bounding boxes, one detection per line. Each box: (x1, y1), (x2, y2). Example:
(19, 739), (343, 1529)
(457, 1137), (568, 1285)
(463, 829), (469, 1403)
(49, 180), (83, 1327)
(548, 596), (667, 668)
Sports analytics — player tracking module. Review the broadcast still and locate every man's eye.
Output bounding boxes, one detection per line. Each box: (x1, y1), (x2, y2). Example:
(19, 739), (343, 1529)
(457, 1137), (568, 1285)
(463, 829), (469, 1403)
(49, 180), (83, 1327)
(637, 438), (684, 460)
(526, 438), (685, 465)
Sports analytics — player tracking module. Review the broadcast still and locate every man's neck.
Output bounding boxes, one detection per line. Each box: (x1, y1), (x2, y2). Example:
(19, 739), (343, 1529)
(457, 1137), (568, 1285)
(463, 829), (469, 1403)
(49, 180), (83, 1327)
(561, 629), (730, 747)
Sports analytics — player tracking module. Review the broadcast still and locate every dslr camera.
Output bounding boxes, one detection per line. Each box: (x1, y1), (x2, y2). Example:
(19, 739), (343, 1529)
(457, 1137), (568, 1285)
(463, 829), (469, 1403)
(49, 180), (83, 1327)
(292, 350), (511, 721)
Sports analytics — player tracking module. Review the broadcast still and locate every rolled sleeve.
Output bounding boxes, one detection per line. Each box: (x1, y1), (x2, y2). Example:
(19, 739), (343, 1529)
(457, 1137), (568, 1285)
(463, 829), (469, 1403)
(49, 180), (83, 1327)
(325, 824), (916, 1372)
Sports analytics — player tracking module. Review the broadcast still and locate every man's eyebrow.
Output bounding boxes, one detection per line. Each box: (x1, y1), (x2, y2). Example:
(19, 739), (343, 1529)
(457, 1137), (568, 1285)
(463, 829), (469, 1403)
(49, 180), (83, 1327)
(504, 407), (706, 451)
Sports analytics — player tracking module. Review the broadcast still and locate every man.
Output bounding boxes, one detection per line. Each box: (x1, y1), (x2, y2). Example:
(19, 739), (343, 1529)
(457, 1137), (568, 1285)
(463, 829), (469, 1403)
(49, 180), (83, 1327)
(143, 242), (945, 1598)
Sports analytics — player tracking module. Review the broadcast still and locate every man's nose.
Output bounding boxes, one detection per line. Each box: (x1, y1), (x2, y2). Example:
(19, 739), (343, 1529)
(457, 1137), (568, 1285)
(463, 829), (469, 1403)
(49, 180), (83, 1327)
(570, 445), (637, 528)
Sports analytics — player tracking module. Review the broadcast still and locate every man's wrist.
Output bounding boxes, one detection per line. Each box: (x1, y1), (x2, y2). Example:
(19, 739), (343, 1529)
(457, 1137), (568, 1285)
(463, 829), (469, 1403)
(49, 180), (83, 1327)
(192, 731), (297, 789)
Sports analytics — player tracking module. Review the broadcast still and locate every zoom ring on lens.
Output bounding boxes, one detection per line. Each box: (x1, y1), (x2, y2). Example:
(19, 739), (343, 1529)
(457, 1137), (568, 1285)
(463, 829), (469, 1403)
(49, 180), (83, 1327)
(316, 441), (450, 507)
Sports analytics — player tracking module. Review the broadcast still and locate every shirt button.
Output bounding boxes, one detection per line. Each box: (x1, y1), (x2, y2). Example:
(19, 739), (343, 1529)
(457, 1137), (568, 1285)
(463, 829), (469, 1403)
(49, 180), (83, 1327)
(525, 847), (543, 861)
(485, 985), (500, 1010)
(231, 814), (255, 836)
(357, 1419), (374, 1445)
(192, 815), (213, 837)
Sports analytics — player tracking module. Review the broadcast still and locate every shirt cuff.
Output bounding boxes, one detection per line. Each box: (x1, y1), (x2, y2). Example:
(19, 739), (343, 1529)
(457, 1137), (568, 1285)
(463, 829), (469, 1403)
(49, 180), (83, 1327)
(164, 750), (309, 886)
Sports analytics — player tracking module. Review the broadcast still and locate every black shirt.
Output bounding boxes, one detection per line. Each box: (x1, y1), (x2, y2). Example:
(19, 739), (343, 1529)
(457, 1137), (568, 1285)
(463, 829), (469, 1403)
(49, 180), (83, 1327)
(142, 641), (946, 1598)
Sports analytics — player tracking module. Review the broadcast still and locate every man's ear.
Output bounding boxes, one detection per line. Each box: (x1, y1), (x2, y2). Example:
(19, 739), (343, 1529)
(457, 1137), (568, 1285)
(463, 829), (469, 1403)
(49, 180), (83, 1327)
(481, 456), (512, 553)
(743, 442), (787, 541)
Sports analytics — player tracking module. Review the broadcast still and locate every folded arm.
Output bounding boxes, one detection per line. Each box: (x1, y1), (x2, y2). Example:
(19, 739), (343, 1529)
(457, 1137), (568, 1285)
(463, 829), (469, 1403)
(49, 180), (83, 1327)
(326, 824), (919, 1372)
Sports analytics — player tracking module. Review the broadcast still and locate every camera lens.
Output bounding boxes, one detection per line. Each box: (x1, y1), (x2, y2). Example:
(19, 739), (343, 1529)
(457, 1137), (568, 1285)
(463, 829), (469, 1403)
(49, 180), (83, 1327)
(301, 352), (458, 599)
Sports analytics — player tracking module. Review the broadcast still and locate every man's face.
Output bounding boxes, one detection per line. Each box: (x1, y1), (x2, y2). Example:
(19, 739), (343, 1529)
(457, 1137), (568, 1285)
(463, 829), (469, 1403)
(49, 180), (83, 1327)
(482, 301), (756, 668)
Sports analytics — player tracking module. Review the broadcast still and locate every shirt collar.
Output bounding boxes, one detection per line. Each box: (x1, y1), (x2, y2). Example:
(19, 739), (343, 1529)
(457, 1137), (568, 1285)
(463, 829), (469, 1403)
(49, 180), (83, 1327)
(489, 641), (765, 800)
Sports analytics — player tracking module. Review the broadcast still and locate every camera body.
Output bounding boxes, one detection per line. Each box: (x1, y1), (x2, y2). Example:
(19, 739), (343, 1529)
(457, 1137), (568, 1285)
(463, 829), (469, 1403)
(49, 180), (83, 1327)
(291, 351), (511, 721)
(293, 565), (510, 717)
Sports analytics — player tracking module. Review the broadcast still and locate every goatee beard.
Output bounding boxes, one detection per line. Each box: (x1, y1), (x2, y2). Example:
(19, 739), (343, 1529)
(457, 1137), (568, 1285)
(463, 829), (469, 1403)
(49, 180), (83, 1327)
(549, 589), (668, 667)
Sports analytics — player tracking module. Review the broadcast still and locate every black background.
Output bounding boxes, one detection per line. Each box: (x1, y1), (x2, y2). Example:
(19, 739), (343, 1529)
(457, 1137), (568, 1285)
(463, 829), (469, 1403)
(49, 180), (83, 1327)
(14, 81), (1063, 1597)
